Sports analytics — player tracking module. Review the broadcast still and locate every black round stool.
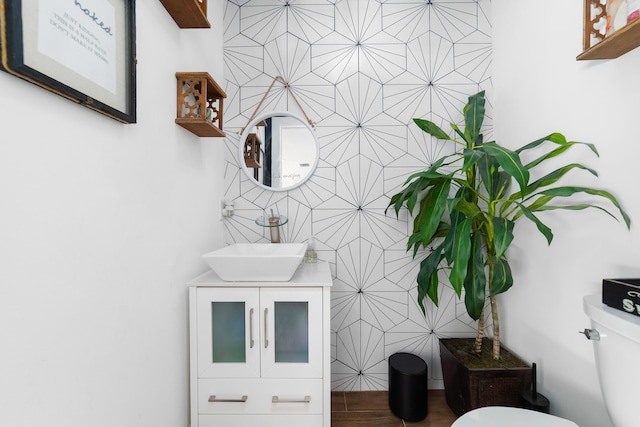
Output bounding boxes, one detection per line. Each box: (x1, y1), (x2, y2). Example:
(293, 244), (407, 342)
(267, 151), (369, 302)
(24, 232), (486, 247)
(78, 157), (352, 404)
(388, 352), (428, 422)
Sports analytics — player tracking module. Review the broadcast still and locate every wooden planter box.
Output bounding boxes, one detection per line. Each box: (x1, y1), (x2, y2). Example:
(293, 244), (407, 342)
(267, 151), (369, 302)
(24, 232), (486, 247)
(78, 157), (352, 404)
(439, 338), (532, 416)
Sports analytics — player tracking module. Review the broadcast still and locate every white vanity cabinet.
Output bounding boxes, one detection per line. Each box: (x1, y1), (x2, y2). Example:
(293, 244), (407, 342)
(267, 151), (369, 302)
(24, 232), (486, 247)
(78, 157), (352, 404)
(188, 261), (332, 427)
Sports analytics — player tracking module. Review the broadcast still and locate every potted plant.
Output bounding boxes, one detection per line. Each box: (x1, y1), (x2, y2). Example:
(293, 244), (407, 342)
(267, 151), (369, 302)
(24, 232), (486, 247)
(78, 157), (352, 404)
(386, 91), (630, 414)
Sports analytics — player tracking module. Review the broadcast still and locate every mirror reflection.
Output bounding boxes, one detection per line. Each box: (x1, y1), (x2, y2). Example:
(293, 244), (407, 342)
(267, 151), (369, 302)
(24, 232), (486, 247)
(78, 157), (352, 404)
(240, 112), (319, 191)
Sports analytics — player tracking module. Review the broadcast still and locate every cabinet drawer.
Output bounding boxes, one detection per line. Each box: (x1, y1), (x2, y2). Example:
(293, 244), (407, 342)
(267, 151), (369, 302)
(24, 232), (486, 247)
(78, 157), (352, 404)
(198, 414), (323, 427)
(198, 378), (323, 415)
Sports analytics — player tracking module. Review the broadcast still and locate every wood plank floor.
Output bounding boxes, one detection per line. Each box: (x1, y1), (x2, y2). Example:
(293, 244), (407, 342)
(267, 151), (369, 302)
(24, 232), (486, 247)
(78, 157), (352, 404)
(331, 390), (458, 427)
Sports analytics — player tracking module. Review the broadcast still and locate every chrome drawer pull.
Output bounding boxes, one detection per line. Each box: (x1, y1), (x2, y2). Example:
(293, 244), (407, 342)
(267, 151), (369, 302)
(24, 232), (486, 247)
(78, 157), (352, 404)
(249, 308), (255, 348)
(264, 308), (269, 348)
(208, 395), (248, 403)
(272, 395), (311, 403)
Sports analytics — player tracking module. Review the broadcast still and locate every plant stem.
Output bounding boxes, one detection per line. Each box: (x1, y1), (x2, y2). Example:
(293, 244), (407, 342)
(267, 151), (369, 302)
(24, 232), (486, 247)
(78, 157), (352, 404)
(475, 305), (484, 354)
(490, 295), (500, 360)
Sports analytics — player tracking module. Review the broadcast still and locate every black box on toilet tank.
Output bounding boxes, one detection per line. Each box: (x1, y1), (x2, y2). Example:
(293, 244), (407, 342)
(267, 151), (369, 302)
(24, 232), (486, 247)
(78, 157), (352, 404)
(602, 278), (640, 317)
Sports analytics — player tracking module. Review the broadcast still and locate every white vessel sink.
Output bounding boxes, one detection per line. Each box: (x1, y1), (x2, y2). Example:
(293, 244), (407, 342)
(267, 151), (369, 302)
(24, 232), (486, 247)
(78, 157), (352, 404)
(202, 243), (307, 281)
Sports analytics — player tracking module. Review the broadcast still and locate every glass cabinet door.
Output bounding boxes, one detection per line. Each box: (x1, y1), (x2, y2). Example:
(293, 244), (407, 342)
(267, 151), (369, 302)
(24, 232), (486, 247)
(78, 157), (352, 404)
(260, 288), (322, 378)
(196, 288), (260, 378)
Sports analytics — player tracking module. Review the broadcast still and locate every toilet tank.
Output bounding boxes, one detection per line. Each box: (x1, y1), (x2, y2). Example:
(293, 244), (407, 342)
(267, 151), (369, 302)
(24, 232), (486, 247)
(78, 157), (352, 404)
(583, 294), (640, 427)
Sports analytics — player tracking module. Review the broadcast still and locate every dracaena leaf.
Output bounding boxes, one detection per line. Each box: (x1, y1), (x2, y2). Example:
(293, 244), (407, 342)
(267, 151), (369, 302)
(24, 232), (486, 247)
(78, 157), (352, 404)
(417, 246), (444, 313)
(489, 256), (513, 296)
(464, 91), (485, 147)
(414, 118), (451, 141)
(523, 164), (598, 197)
(481, 142), (530, 197)
(518, 204), (554, 244)
(477, 150), (498, 199)
(454, 199), (481, 217)
(448, 216), (473, 296)
(463, 148), (483, 173)
(537, 186), (631, 229)
(463, 232), (486, 320)
(516, 132), (598, 157)
(491, 216), (514, 259)
(414, 180), (452, 246)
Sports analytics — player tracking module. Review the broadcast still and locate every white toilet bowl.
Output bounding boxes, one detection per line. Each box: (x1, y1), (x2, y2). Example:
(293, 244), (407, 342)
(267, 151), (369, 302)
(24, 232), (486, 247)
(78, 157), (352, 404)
(451, 406), (579, 427)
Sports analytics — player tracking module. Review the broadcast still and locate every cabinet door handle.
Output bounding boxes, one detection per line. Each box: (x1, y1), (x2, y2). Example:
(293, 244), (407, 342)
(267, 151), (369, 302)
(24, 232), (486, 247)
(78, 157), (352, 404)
(272, 395), (311, 403)
(264, 308), (269, 348)
(208, 395), (248, 403)
(249, 308), (255, 349)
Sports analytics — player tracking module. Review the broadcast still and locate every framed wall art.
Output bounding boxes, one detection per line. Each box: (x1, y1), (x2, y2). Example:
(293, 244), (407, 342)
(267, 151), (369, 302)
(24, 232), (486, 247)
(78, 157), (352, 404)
(0, 0), (136, 123)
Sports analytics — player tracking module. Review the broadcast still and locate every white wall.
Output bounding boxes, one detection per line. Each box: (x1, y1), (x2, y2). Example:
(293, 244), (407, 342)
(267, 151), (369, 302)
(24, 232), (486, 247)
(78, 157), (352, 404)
(493, 2), (640, 426)
(0, 2), (224, 427)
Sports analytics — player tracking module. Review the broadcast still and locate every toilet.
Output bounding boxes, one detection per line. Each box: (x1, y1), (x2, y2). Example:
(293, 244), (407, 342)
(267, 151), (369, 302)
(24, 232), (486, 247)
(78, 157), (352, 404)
(583, 294), (640, 427)
(452, 294), (639, 427)
(451, 406), (578, 427)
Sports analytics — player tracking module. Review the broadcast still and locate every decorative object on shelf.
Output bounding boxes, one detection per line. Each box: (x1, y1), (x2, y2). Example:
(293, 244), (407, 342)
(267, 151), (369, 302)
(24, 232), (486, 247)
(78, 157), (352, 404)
(159, 0), (210, 28)
(304, 236), (317, 263)
(386, 91), (629, 414)
(606, 0), (628, 35)
(0, 0), (137, 123)
(629, 0), (640, 21)
(175, 72), (226, 137)
(579, 0), (640, 59)
(256, 209), (288, 243)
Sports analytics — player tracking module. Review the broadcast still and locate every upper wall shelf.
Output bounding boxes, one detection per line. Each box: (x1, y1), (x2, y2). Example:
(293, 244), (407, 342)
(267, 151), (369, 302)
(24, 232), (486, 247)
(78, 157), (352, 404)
(578, 0), (640, 60)
(160, 0), (210, 28)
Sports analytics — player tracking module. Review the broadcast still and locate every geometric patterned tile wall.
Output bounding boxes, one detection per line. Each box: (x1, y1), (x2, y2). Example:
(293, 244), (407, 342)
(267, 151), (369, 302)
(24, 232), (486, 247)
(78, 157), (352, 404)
(222, 0), (492, 391)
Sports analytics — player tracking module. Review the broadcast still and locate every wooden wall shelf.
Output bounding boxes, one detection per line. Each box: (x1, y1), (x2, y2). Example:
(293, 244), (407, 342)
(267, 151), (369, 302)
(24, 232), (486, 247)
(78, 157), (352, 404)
(176, 72), (226, 137)
(160, 0), (210, 28)
(578, 0), (640, 60)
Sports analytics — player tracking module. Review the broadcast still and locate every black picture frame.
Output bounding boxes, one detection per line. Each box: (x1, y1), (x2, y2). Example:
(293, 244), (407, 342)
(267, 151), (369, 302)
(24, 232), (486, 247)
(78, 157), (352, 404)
(0, 0), (136, 123)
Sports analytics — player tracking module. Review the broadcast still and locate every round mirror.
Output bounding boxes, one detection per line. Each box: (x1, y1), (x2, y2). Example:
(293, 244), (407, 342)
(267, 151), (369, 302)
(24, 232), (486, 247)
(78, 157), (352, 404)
(239, 111), (319, 191)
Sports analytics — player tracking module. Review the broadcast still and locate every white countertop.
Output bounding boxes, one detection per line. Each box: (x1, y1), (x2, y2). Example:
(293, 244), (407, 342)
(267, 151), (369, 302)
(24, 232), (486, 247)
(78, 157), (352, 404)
(187, 260), (333, 287)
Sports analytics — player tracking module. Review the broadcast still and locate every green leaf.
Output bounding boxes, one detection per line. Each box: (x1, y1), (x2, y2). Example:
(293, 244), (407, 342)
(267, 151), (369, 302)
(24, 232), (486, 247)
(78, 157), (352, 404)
(386, 166), (451, 217)
(442, 205), (465, 263)
(537, 186), (631, 229)
(491, 216), (514, 259)
(454, 199), (481, 217)
(414, 118), (452, 141)
(481, 142), (530, 196)
(517, 133), (600, 174)
(522, 164), (598, 197)
(413, 180), (452, 246)
(464, 91), (486, 146)
(463, 232), (486, 320)
(406, 178), (430, 214)
(523, 143), (572, 170)
(451, 123), (466, 142)
(462, 148), (483, 173)
(417, 246), (444, 314)
(526, 203), (623, 224)
(448, 216), (473, 296)
(489, 257), (513, 296)
(518, 205), (554, 244)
